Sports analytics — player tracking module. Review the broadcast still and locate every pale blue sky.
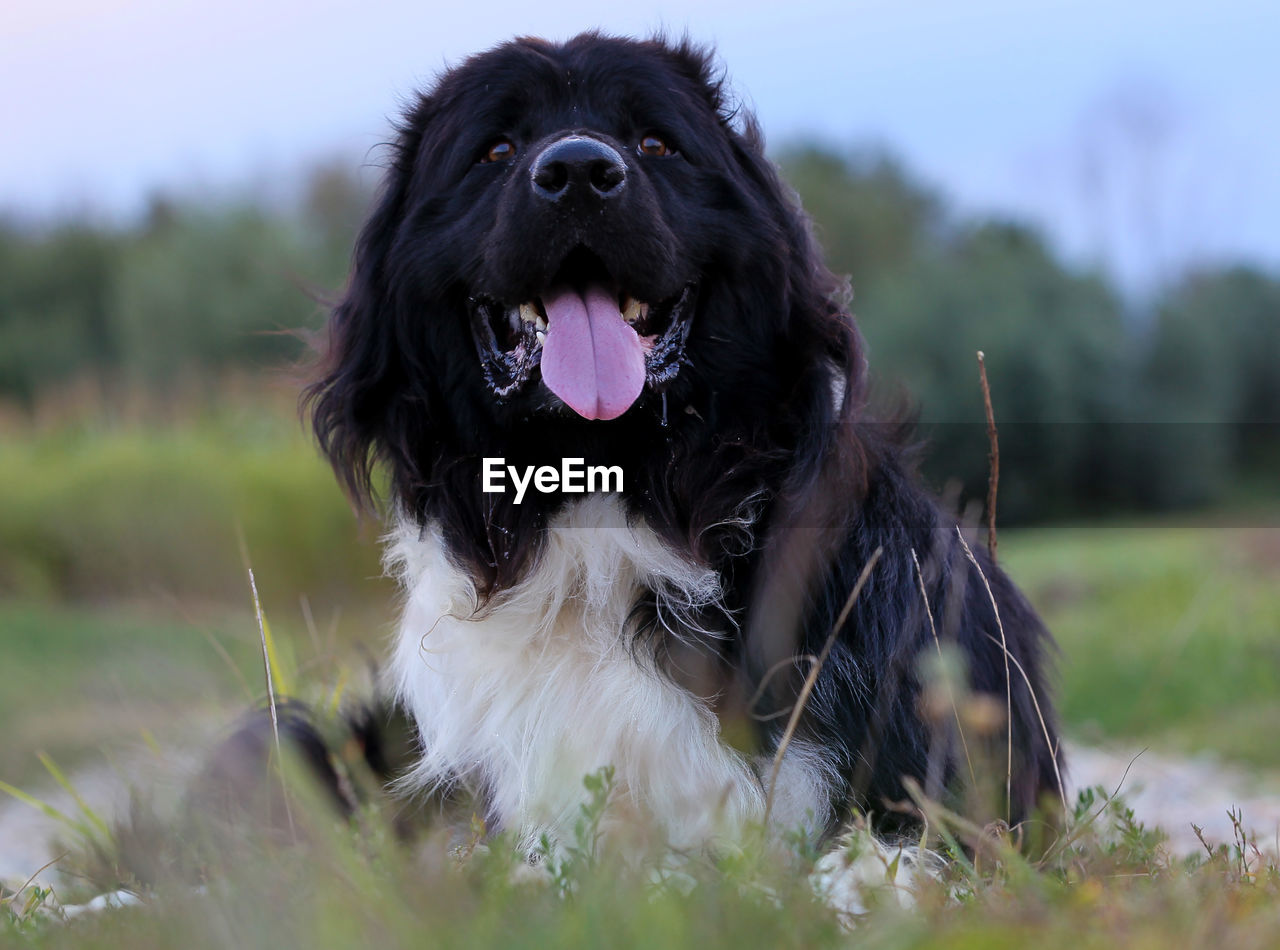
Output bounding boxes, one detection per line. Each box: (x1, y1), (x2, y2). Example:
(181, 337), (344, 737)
(4, 0), (1277, 291)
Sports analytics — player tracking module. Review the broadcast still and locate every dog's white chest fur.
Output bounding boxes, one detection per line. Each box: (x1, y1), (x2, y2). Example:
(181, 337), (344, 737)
(387, 495), (774, 850)
(386, 494), (926, 913)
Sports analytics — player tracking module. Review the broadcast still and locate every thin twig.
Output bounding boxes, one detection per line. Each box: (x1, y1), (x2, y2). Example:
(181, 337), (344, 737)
(3, 851), (69, 909)
(976, 351), (999, 564)
(911, 548), (977, 788)
(956, 527), (1012, 824)
(1044, 748), (1147, 863)
(1191, 823), (1215, 860)
(764, 548), (882, 825)
(898, 778), (983, 879)
(745, 653), (819, 722)
(982, 633), (1067, 811)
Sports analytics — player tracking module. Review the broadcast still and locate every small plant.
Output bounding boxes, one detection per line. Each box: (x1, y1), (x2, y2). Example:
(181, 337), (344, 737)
(535, 764), (617, 894)
(2, 881), (58, 939)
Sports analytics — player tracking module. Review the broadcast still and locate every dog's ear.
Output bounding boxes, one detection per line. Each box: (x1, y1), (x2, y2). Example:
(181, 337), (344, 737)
(304, 97), (441, 513)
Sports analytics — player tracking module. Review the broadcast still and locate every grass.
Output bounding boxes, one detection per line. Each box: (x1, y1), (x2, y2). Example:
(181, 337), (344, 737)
(0, 601), (254, 787)
(6, 515), (1276, 789)
(1, 414), (1278, 946)
(0, 597), (396, 788)
(3, 759), (1278, 949)
(0, 406), (386, 604)
(0, 408), (393, 783)
(1002, 520), (1280, 767)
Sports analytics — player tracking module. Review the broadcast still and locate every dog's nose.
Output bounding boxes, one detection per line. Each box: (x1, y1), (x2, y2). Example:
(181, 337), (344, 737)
(530, 136), (627, 200)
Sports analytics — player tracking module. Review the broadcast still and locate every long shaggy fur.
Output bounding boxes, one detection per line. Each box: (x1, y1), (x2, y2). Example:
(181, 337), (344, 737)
(304, 33), (1063, 860)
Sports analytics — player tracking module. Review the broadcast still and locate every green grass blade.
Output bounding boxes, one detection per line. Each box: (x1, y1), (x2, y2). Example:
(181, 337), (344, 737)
(0, 778), (88, 836)
(258, 610), (294, 700)
(35, 751), (112, 840)
(327, 667), (349, 718)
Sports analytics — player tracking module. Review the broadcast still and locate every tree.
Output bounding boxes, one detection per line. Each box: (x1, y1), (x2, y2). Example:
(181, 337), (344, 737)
(110, 206), (321, 389)
(0, 222), (119, 406)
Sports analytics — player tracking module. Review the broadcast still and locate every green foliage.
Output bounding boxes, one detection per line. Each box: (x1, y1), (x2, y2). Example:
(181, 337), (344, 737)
(1, 506), (1277, 945)
(780, 145), (944, 278)
(0, 166), (366, 407)
(1149, 267), (1280, 429)
(111, 208), (318, 386)
(781, 144), (1279, 518)
(536, 766), (617, 893)
(863, 221), (1132, 517)
(0, 599), (262, 786)
(1134, 267), (1280, 505)
(2, 881), (57, 940)
(2, 760), (1278, 950)
(0, 225), (119, 405)
(1, 150), (1276, 519)
(0, 411), (383, 603)
(1001, 524), (1280, 766)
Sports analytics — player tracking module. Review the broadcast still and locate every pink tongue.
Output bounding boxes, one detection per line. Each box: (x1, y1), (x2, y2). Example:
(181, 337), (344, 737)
(540, 284), (646, 420)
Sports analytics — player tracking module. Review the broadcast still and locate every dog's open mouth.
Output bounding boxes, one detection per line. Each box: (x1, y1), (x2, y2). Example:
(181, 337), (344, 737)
(469, 250), (694, 420)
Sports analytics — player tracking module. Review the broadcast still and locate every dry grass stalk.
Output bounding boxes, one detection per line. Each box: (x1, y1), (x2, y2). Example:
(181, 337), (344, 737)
(2, 851), (69, 912)
(763, 547), (883, 825)
(955, 527), (1012, 824)
(746, 653), (820, 722)
(976, 350), (999, 564)
(981, 633), (1067, 811)
(911, 548), (977, 788)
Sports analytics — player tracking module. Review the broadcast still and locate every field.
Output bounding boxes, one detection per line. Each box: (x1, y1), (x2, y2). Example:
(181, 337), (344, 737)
(2, 414), (1279, 946)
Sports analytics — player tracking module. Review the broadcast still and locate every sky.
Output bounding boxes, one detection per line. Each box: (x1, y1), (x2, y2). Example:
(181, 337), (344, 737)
(4, 0), (1278, 292)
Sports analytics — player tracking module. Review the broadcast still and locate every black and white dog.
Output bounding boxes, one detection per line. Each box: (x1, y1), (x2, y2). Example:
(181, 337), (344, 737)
(304, 33), (1062, 872)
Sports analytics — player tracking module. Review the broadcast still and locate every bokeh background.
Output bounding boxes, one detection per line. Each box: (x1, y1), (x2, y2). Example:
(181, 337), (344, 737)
(2, 0), (1278, 877)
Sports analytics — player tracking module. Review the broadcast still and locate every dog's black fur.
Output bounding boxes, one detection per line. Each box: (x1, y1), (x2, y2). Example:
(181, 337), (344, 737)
(305, 33), (1062, 835)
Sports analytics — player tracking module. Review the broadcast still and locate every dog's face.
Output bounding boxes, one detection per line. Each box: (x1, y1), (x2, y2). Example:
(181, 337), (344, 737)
(310, 34), (856, 579)
(414, 36), (790, 422)
(451, 43), (719, 420)
(354, 35), (822, 428)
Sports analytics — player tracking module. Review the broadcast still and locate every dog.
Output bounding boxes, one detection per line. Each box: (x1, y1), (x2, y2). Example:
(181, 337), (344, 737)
(303, 32), (1063, 885)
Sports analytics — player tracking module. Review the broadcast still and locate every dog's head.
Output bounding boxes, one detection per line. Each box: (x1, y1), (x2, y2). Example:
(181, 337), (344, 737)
(308, 34), (861, 581)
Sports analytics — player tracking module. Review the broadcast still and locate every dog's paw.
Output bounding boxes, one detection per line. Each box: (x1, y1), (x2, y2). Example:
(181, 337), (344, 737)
(810, 828), (937, 920)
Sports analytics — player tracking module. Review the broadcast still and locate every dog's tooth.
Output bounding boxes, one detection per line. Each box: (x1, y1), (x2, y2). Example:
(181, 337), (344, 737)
(535, 329), (546, 345)
(519, 302), (539, 325)
(622, 297), (646, 325)
(535, 314), (547, 331)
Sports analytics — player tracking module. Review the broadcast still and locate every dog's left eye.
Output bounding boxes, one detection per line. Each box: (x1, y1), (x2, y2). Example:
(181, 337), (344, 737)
(479, 138), (517, 164)
(637, 134), (674, 157)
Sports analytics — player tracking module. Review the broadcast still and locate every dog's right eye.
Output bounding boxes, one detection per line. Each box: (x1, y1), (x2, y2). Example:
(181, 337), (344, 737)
(637, 134), (673, 157)
(479, 138), (517, 164)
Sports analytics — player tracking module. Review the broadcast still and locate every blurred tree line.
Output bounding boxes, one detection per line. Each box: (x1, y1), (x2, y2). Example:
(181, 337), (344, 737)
(0, 162), (366, 405)
(0, 148), (1275, 519)
(783, 146), (1279, 517)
